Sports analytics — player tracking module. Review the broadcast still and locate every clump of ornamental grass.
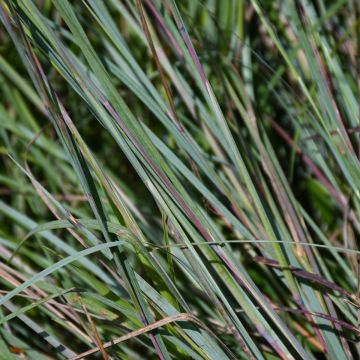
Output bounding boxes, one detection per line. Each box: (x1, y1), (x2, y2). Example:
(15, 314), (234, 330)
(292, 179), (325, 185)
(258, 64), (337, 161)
(0, 0), (359, 359)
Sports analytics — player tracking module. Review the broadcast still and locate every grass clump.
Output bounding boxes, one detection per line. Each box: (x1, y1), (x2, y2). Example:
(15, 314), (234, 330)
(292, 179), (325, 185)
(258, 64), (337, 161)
(0, 0), (359, 359)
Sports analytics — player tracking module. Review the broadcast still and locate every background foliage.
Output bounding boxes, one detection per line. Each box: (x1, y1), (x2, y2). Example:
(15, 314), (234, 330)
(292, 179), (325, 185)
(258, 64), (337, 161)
(0, 0), (359, 359)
